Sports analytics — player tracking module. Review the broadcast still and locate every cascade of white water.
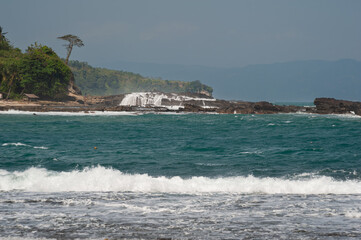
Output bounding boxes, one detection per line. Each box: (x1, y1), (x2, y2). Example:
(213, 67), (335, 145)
(120, 92), (166, 107)
(120, 92), (217, 109)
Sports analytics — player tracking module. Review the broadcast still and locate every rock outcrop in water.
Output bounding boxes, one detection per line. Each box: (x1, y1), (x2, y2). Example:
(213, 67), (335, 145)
(1, 92), (361, 116)
(112, 92), (315, 114)
(314, 98), (361, 115)
(0, 92), (310, 114)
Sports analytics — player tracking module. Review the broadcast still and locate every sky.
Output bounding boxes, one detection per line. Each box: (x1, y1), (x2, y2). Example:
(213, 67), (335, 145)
(1, 0), (361, 68)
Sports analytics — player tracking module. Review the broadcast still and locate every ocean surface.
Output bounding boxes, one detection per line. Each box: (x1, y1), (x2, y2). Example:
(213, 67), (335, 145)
(1, 111), (361, 239)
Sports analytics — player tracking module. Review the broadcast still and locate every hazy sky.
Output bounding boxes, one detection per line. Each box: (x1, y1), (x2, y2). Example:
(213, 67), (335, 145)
(1, 0), (361, 68)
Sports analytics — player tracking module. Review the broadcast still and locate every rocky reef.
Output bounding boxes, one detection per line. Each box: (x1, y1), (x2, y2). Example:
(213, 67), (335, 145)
(313, 98), (361, 115)
(1, 92), (361, 116)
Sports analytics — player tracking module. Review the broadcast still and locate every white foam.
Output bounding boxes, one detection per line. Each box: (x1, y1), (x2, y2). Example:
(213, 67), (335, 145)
(120, 92), (216, 110)
(2, 142), (29, 147)
(239, 150), (263, 154)
(293, 111), (361, 119)
(0, 110), (215, 116)
(201, 105), (218, 109)
(120, 92), (165, 106)
(327, 113), (361, 119)
(2, 142), (48, 150)
(33, 146), (48, 150)
(1, 166), (361, 194)
(0, 109), (141, 116)
(345, 211), (361, 218)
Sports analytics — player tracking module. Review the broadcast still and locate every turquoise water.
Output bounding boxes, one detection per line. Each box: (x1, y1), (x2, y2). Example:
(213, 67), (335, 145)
(1, 112), (361, 239)
(1, 113), (360, 179)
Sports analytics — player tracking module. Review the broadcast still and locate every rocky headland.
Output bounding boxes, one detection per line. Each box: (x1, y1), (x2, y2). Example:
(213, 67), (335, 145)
(0, 92), (360, 116)
(313, 98), (361, 115)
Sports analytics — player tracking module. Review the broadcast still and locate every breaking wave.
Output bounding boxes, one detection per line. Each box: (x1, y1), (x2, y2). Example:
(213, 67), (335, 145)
(1, 166), (361, 194)
(2, 142), (48, 150)
(119, 92), (216, 110)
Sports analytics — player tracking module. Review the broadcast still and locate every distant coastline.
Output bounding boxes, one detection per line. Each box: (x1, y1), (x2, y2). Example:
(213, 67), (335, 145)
(2, 28), (360, 116)
(1, 93), (360, 116)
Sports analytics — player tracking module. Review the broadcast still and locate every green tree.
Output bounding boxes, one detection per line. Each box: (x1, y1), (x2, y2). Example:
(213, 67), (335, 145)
(68, 60), (213, 96)
(19, 43), (71, 99)
(0, 59), (21, 99)
(0, 26), (8, 42)
(1, 28), (74, 100)
(0, 26), (11, 51)
(57, 34), (84, 65)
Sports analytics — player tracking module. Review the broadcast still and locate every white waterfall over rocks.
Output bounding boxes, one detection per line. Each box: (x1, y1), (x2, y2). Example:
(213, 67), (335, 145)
(120, 92), (216, 110)
(120, 92), (165, 107)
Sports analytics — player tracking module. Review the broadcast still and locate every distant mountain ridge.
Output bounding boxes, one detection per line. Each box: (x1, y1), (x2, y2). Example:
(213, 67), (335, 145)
(107, 59), (361, 102)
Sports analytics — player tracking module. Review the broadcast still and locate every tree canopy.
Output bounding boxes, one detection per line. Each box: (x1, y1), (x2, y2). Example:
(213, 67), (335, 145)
(0, 26), (8, 42)
(1, 27), (213, 100)
(69, 60), (213, 96)
(57, 34), (84, 65)
(19, 43), (71, 98)
(0, 33), (72, 99)
(0, 26), (11, 51)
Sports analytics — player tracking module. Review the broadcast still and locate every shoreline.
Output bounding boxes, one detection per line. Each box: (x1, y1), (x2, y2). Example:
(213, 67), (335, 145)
(1, 110), (360, 120)
(0, 96), (360, 116)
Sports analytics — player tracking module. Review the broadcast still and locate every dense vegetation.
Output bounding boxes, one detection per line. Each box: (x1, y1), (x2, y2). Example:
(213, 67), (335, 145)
(69, 60), (213, 96)
(0, 27), (213, 100)
(0, 35), (71, 99)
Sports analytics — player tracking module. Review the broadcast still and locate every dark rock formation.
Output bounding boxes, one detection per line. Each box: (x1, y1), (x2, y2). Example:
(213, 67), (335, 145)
(214, 100), (312, 114)
(2, 92), (360, 116)
(102, 94), (126, 106)
(254, 101), (282, 113)
(183, 104), (216, 112)
(314, 98), (361, 115)
(68, 74), (82, 96)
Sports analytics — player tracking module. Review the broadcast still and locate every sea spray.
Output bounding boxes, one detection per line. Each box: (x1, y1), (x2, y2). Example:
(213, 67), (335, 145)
(1, 166), (361, 194)
(119, 92), (216, 109)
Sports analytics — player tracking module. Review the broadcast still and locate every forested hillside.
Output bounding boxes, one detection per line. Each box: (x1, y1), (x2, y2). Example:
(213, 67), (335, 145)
(0, 26), (212, 100)
(0, 29), (71, 100)
(69, 61), (213, 96)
